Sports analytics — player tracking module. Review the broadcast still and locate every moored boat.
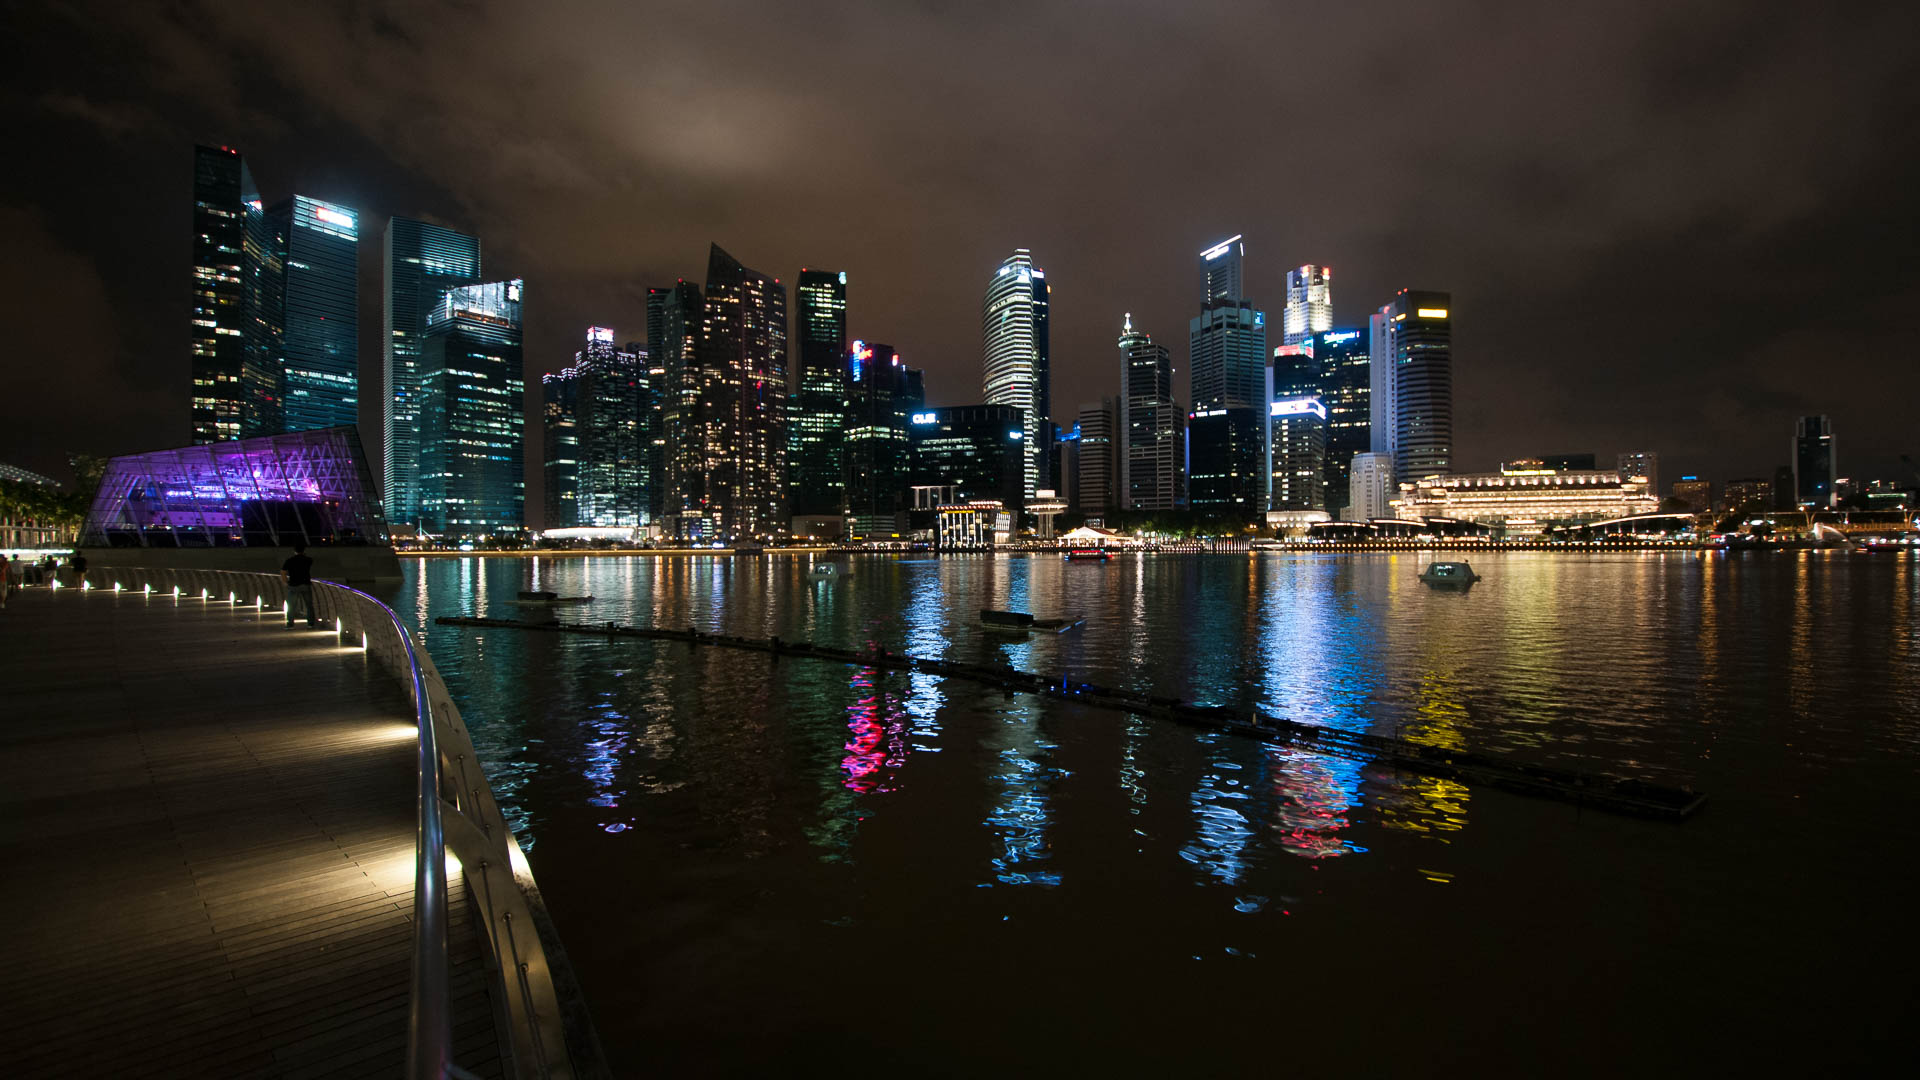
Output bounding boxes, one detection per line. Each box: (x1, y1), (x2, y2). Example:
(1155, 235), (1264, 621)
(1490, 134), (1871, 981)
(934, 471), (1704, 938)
(1418, 561), (1480, 587)
(1063, 549), (1113, 562)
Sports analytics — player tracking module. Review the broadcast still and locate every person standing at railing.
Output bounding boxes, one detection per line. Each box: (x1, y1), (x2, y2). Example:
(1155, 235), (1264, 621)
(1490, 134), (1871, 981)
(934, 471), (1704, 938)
(282, 542), (320, 629)
(1, 555), (18, 607)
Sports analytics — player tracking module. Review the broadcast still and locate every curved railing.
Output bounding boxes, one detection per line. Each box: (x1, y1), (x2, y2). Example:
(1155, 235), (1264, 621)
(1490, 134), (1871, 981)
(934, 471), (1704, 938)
(63, 565), (576, 1079)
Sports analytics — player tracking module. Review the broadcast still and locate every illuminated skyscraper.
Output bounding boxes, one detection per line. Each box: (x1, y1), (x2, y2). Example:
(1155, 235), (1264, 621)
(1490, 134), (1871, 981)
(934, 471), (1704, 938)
(699, 245), (788, 539)
(267, 195), (360, 435)
(542, 368), (580, 529)
(1349, 452), (1393, 521)
(382, 217), (481, 525)
(1379, 289), (1452, 482)
(626, 337), (660, 527)
(1075, 397), (1120, 516)
(567, 327), (644, 527)
(1616, 451), (1659, 496)
(1793, 415), (1836, 509)
(1269, 397), (1327, 512)
(790, 268), (849, 519)
(1313, 328), (1370, 518)
(654, 281), (709, 535)
(190, 144), (282, 443)
(1282, 264), (1332, 347)
(1187, 406), (1263, 520)
(1119, 314), (1180, 511)
(1200, 234), (1244, 304)
(981, 249), (1050, 497)
(845, 341), (921, 539)
(1190, 236), (1266, 411)
(418, 280), (524, 537)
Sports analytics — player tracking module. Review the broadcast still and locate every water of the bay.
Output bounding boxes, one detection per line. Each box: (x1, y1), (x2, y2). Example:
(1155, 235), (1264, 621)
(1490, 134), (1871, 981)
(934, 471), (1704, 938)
(383, 551), (1918, 1075)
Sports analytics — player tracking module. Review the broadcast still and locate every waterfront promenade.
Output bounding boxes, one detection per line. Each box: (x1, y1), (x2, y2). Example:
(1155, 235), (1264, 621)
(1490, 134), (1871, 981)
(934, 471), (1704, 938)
(0, 586), (501, 1077)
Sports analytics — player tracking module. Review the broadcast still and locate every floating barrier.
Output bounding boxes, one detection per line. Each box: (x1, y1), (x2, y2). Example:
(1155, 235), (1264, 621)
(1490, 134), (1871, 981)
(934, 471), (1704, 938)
(436, 614), (1706, 821)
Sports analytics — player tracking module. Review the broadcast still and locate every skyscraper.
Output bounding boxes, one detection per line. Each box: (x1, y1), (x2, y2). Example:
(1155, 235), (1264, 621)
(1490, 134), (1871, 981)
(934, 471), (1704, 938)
(1349, 452), (1394, 521)
(1616, 451), (1659, 496)
(1314, 328), (1370, 519)
(418, 280), (524, 538)
(1119, 314), (1180, 511)
(268, 195), (360, 435)
(1282, 264), (1332, 347)
(845, 341), (921, 539)
(981, 249), (1050, 498)
(1189, 236), (1267, 411)
(627, 337), (660, 528)
(654, 281), (710, 536)
(383, 217), (481, 526)
(1381, 289), (1452, 482)
(542, 368), (580, 529)
(908, 405), (1027, 512)
(699, 245), (788, 539)
(568, 327), (644, 528)
(190, 144), (282, 444)
(1368, 303), (1396, 468)
(1187, 406), (1264, 521)
(790, 268), (849, 519)
(1269, 397), (1327, 512)
(1793, 415), (1836, 509)
(1075, 397), (1120, 517)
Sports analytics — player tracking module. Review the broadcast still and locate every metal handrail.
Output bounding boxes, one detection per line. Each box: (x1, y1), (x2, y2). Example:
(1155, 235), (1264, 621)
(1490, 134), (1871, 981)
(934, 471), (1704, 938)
(62, 564), (574, 1079)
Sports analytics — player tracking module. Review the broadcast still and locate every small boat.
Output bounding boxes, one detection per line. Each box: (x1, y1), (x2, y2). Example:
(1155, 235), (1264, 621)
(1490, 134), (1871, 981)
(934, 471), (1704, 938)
(807, 563), (843, 581)
(1418, 561), (1480, 587)
(980, 608), (1084, 634)
(1063, 549), (1113, 562)
(510, 590), (595, 605)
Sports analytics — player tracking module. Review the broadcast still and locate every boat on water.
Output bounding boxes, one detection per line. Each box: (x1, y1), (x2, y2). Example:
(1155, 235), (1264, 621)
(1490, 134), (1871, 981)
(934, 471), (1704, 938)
(807, 563), (844, 581)
(1063, 549), (1113, 562)
(980, 608), (1084, 634)
(510, 590), (595, 605)
(1418, 561), (1480, 587)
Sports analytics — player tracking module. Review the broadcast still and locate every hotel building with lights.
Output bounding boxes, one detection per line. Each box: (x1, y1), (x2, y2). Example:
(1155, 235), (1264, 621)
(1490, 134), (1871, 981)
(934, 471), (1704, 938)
(1393, 461), (1657, 535)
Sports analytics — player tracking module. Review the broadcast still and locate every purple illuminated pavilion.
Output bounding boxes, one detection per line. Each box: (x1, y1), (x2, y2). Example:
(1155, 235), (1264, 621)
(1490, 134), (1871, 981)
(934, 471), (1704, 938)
(82, 426), (388, 550)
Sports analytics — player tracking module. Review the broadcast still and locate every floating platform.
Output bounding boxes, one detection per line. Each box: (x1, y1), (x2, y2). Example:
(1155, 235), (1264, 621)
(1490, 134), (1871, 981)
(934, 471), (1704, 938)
(435, 615), (1707, 821)
(980, 608), (1084, 634)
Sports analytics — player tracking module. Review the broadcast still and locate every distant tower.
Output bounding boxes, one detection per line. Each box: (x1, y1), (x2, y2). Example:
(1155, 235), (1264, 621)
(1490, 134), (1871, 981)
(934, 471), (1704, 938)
(1349, 452), (1394, 521)
(1075, 397), (1121, 516)
(1119, 314), (1179, 511)
(268, 195), (360, 434)
(570, 328), (643, 528)
(383, 217), (481, 526)
(1190, 236), (1266, 411)
(419, 280), (524, 537)
(1380, 290), (1452, 482)
(1616, 450), (1659, 496)
(1282, 264), (1332, 347)
(845, 341), (921, 539)
(982, 249), (1051, 497)
(790, 268), (849, 519)
(1314, 328), (1370, 519)
(1793, 415), (1836, 508)
(190, 144), (282, 443)
(1200, 234), (1244, 304)
(542, 367), (580, 530)
(1268, 397), (1327, 512)
(698, 244), (789, 540)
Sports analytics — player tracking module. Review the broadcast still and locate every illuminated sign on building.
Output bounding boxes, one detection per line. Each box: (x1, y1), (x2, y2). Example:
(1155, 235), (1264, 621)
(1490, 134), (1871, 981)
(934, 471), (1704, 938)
(587, 326), (613, 343)
(1008, 430), (1023, 440)
(1322, 330), (1361, 345)
(314, 205), (355, 230)
(1200, 235), (1244, 261)
(910, 412), (936, 425)
(1417, 308), (1449, 319)
(1270, 397), (1328, 420)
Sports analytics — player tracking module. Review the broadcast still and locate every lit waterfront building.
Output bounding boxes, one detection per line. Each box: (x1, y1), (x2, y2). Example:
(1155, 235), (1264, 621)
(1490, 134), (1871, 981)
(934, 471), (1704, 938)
(418, 280), (524, 538)
(1075, 397), (1120, 517)
(845, 342), (923, 540)
(190, 145), (282, 444)
(1188, 406), (1264, 521)
(541, 367), (579, 529)
(383, 217), (481, 526)
(981, 249), (1051, 497)
(653, 280), (710, 537)
(268, 195), (359, 434)
(908, 405), (1027, 515)
(1282, 264), (1332, 347)
(790, 269), (849, 522)
(1670, 476), (1712, 515)
(700, 245), (788, 539)
(626, 337), (660, 529)
(1268, 397), (1327, 513)
(1349, 451), (1394, 521)
(1314, 328), (1371, 519)
(1394, 460), (1656, 534)
(1724, 477), (1772, 515)
(1118, 314), (1180, 511)
(1379, 289), (1452, 481)
(1368, 303), (1396, 468)
(1617, 450), (1658, 494)
(555, 327), (644, 528)
(1793, 414), (1836, 509)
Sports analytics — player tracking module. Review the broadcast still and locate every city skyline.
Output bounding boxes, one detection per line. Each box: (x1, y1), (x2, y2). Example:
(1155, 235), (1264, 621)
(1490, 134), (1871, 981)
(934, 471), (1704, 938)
(6, 3), (1919, 500)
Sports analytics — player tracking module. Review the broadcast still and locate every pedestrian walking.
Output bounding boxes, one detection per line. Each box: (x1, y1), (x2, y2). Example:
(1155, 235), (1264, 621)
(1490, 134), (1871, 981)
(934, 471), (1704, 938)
(282, 542), (319, 629)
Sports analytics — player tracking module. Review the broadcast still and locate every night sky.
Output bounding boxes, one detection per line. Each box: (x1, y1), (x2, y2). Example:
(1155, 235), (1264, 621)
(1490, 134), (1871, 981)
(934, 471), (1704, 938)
(5, 1), (1918, 504)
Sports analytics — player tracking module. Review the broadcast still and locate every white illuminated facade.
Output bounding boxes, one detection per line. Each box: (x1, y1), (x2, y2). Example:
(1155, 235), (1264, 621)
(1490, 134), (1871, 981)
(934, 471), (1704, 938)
(982, 249), (1050, 497)
(1349, 451), (1394, 521)
(1394, 462), (1657, 532)
(1282, 264), (1332, 346)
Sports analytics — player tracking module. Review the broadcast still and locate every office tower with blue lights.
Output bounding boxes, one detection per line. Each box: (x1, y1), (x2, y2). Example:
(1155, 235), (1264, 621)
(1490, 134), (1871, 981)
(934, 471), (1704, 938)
(1190, 236), (1266, 411)
(267, 196), (360, 434)
(790, 268), (849, 521)
(1269, 396), (1328, 512)
(1377, 289), (1452, 482)
(845, 341), (922, 539)
(418, 280), (524, 538)
(1075, 397), (1120, 517)
(1282, 264), (1332, 347)
(1313, 328), (1370, 518)
(382, 217), (481, 525)
(1793, 415), (1836, 508)
(191, 144), (284, 444)
(982, 249), (1050, 498)
(561, 327), (645, 528)
(1119, 314), (1181, 511)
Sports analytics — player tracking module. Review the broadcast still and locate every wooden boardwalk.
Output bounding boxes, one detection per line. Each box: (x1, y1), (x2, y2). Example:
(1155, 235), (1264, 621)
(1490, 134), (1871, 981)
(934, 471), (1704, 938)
(0, 587), (502, 1078)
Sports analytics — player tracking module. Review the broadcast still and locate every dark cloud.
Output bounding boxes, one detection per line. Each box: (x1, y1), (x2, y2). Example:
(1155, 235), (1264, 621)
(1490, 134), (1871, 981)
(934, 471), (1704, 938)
(4, 0), (1917, 493)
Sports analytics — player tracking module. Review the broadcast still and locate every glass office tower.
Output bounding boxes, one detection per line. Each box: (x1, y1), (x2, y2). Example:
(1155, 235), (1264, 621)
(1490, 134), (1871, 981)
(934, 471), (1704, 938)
(418, 280), (525, 537)
(383, 217), (481, 525)
(845, 341), (921, 539)
(982, 249), (1051, 497)
(790, 268), (849, 518)
(1119, 314), (1180, 511)
(1282, 264), (1333, 347)
(1313, 328), (1370, 518)
(190, 144), (282, 443)
(1793, 415), (1836, 509)
(268, 195), (360, 434)
(1383, 289), (1452, 482)
(697, 244), (788, 540)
